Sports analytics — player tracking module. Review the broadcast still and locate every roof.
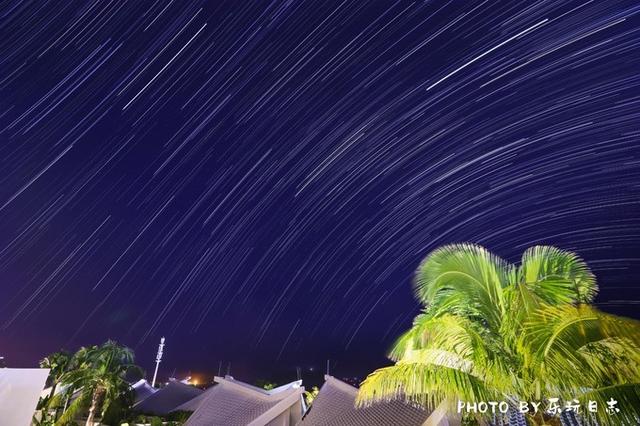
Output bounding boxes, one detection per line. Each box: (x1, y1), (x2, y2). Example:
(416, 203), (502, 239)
(0, 368), (51, 426)
(134, 380), (203, 415)
(299, 375), (431, 426)
(183, 375), (305, 426)
(175, 385), (210, 412)
(131, 379), (158, 404)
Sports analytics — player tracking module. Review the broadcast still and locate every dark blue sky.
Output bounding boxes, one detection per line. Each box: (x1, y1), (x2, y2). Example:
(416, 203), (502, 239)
(1, 0), (639, 384)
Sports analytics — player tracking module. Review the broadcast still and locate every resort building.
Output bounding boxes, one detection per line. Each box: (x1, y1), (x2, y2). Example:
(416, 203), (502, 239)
(0, 368), (50, 426)
(180, 375), (305, 426)
(299, 375), (456, 426)
(133, 379), (204, 415)
(131, 378), (158, 404)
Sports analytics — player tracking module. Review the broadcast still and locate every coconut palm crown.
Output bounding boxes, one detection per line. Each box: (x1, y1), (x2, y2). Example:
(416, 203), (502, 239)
(357, 244), (640, 425)
(54, 340), (142, 426)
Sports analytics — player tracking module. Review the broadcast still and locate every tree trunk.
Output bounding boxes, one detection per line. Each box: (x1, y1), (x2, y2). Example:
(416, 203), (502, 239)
(85, 389), (102, 426)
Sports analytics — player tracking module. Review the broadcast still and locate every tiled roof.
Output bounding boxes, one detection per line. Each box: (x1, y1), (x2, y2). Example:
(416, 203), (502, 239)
(183, 376), (304, 426)
(299, 376), (431, 426)
(131, 379), (158, 404)
(134, 380), (203, 415)
(174, 385), (210, 412)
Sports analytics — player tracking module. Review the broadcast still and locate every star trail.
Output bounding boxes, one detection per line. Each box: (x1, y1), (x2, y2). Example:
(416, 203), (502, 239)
(1, 0), (639, 381)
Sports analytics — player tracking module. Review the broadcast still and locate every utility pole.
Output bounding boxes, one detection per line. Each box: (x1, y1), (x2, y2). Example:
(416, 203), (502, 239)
(151, 337), (165, 388)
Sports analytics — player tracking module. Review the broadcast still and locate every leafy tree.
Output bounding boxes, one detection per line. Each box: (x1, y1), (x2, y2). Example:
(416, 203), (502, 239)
(304, 386), (320, 407)
(357, 244), (640, 425)
(40, 351), (73, 400)
(56, 340), (143, 426)
(255, 379), (277, 390)
(34, 350), (73, 424)
(167, 410), (193, 422)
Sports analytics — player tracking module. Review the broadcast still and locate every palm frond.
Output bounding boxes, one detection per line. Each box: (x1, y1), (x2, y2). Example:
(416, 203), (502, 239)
(518, 304), (640, 396)
(578, 383), (640, 426)
(357, 362), (499, 409)
(370, 243), (638, 425)
(414, 243), (511, 330)
(54, 390), (89, 426)
(389, 313), (502, 364)
(520, 305), (640, 359)
(519, 246), (597, 304)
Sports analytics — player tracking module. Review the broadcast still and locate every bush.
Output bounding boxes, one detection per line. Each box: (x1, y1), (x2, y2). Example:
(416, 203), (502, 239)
(102, 396), (133, 425)
(167, 410), (192, 422)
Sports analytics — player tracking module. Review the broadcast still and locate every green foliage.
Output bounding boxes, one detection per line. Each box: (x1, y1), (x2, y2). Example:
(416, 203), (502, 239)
(40, 350), (73, 389)
(33, 350), (74, 424)
(255, 378), (277, 390)
(128, 412), (190, 425)
(357, 244), (640, 425)
(304, 386), (320, 407)
(54, 392), (90, 426)
(150, 416), (164, 426)
(101, 390), (134, 425)
(41, 340), (144, 426)
(167, 410), (193, 422)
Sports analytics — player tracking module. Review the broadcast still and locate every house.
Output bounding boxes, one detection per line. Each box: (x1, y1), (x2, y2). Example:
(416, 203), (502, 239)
(299, 375), (457, 426)
(131, 378), (158, 404)
(133, 379), (203, 415)
(0, 368), (50, 426)
(181, 375), (305, 426)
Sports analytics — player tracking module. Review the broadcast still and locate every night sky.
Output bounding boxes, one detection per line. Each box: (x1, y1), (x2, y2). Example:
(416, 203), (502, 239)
(1, 0), (640, 385)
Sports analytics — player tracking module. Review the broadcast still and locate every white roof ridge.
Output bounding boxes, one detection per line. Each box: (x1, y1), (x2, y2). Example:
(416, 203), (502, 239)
(247, 387), (305, 425)
(322, 375), (358, 396)
(213, 376), (303, 400)
(300, 375), (434, 425)
(265, 379), (303, 395)
(132, 378), (154, 388)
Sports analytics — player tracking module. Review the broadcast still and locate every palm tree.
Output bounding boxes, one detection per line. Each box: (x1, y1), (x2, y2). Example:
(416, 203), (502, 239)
(56, 340), (142, 426)
(35, 350), (72, 424)
(40, 350), (73, 399)
(357, 244), (640, 425)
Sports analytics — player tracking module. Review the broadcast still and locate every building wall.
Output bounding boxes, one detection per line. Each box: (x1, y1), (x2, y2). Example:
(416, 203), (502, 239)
(264, 399), (303, 426)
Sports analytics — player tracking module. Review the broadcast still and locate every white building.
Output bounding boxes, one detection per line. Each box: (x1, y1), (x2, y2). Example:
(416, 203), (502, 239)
(299, 375), (459, 426)
(134, 379), (204, 415)
(181, 375), (305, 426)
(0, 368), (50, 426)
(131, 378), (158, 404)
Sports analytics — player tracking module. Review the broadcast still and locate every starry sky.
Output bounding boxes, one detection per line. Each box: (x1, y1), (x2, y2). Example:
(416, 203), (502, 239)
(1, 0), (640, 384)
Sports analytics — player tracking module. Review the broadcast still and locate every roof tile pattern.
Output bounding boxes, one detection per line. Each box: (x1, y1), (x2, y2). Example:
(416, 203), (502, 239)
(300, 376), (430, 426)
(175, 386), (210, 412)
(184, 376), (304, 426)
(131, 379), (158, 404)
(134, 380), (203, 415)
(185, 385), (279, 425)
